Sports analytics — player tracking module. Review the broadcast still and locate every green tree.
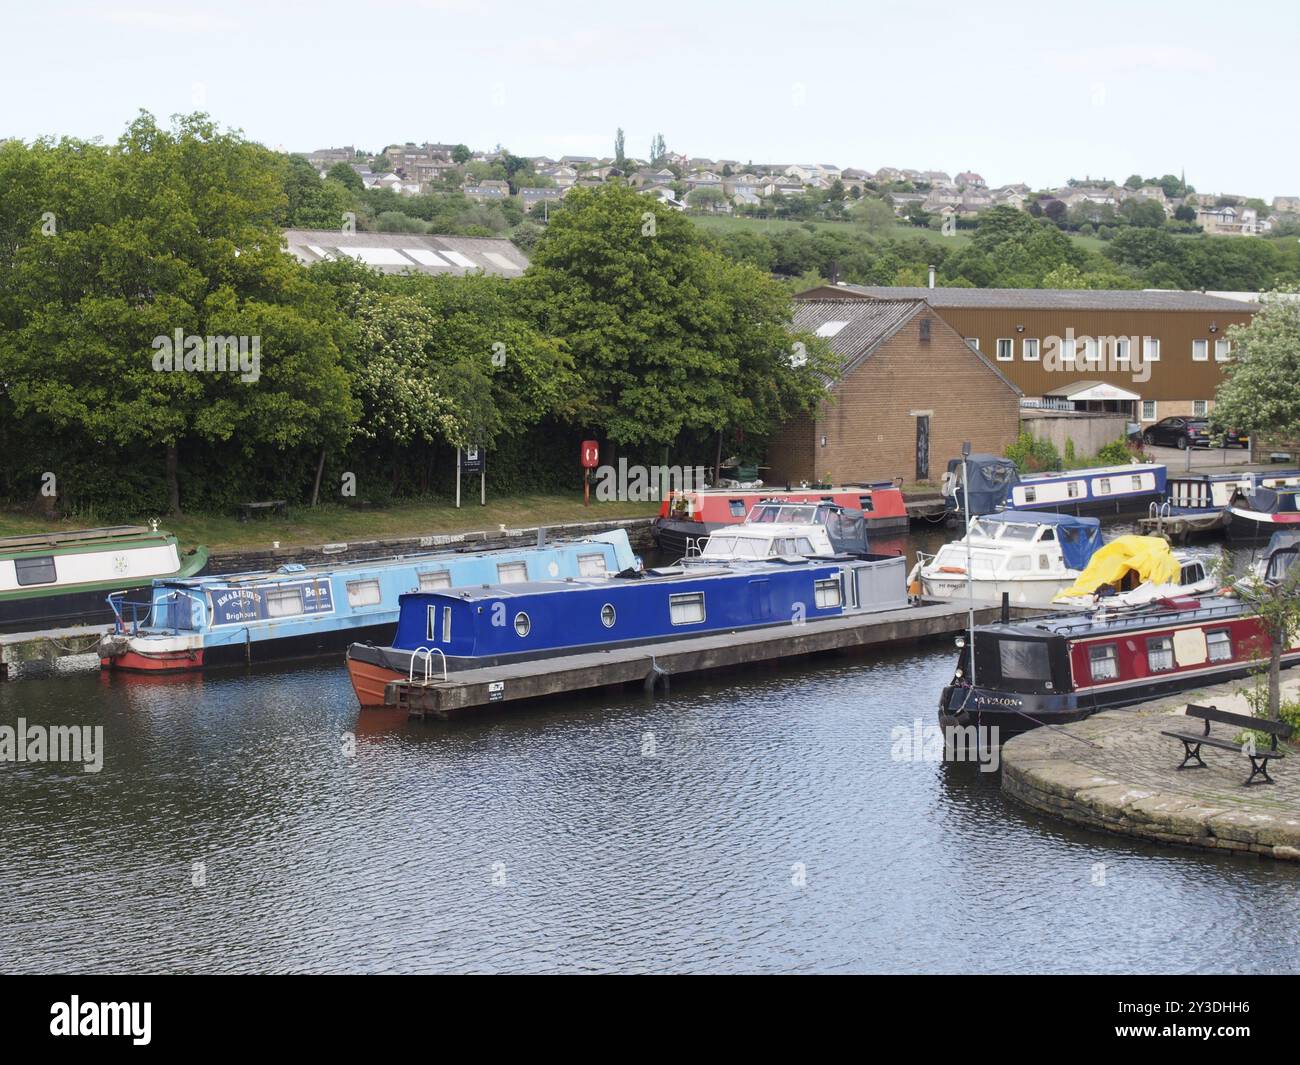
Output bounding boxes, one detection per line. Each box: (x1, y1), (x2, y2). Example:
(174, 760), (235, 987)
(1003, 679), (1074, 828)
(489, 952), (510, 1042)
(614, 127), (626, 167)
(649, 133), (667, 166)
(326, 160), (363, 192)
(0, 112), (356, 512)
(518, 184), (834, 450)
(451, 144), (471, 165)
(1210, 290), (1300, 444)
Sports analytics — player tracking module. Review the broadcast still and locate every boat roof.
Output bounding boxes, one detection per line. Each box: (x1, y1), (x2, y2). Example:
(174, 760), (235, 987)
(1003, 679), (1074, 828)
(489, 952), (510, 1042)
(670, 483), (897, 496)
(976, 594), (1244, 640)
(980, 511), (1101, 528)
(1018, 462), (1163, 481)
(156, 537), (620, 586)
(405, 560), (838, 601)
(0, 525), (171, 551)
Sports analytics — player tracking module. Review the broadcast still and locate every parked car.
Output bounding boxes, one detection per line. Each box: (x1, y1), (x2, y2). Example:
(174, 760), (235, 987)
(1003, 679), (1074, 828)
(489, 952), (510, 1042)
(1141, 417), (1248, 450)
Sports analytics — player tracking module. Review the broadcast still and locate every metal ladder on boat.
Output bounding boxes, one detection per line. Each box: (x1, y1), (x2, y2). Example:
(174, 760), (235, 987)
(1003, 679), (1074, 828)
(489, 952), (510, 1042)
(392, 647), (449, 716)
(408, 646), (448, 684)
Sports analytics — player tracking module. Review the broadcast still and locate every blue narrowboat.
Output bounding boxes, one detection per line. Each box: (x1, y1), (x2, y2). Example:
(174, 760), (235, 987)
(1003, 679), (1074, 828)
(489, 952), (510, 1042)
(346, 554), (909, 706)
(944, 454), (1167, 518)
(97, 531), (638, 673)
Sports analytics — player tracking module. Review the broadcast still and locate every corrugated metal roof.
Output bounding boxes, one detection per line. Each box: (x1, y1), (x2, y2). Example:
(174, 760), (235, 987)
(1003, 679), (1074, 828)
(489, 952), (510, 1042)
(804, 284), (1253, 313)
(793, 299), (921, 371)
(282, 229), (528, 276)
(793, 298), (1021, 394)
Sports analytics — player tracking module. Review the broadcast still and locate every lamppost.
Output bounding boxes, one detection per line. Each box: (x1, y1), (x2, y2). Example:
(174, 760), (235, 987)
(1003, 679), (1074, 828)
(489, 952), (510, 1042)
(962, 440), (976, 691)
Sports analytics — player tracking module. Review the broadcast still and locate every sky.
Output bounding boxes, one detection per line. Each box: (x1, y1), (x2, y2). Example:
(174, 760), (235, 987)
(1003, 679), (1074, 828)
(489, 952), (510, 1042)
(4, 0), (1297, 199)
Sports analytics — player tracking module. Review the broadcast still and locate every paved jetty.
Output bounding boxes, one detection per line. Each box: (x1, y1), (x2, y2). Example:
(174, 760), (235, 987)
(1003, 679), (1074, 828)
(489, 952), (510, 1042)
(1002, 678), (1300, 861)
(0, 624), (111, 679)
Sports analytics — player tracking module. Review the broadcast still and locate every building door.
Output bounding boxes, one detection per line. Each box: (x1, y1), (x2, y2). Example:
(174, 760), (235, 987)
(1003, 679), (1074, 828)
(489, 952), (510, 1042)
(915, 415), (930, 482)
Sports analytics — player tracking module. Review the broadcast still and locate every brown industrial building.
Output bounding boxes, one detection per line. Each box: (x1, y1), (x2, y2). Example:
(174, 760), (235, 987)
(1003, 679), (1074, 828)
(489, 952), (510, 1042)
(797, 285), (1255, 426)
(768, 299), (1021, 485)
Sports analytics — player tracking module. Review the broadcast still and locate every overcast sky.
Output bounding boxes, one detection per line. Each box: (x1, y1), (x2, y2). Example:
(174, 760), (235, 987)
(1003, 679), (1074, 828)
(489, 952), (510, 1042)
(5, 0), (1296, 198)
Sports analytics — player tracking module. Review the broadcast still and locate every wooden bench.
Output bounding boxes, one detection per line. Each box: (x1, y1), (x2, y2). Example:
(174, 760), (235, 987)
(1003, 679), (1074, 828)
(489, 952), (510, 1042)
(1161, 704), (1293, 786)
(236, 500), (288, 522)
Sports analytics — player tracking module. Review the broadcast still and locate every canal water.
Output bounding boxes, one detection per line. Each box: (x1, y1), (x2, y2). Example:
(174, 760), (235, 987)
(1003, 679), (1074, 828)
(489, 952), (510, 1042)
(1, 525), (1297, 974)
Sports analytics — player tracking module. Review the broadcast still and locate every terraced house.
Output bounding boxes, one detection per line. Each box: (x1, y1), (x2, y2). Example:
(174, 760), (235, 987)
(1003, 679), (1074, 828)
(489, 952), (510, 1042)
(797, 285), (1256, 427)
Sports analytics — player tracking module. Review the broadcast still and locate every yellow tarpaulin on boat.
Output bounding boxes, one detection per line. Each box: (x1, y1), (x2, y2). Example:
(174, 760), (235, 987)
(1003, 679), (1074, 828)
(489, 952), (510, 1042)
(1052, 535), (1181, 600)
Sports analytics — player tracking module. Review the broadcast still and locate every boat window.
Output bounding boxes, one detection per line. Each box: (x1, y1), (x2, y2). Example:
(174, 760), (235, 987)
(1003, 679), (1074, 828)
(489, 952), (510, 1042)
(427, 606), (437, 642)
(1038, 527), (1056, 541)
(1131, 474), (1143, 491)
(796, 538), (814, 554)
(443, 606), (452, 643)
(858, 495), (875, 512)
(578, 553), (607, 576)
(998, 639), (1051, 680)
(1206, 629), (1232, 662)
(729, 499), (747, 517)
(814, 578), (841, 608)
(1089, 643), (1119, 681)
(419, 570), (452, 590)
(1098, 478), (1111, 494)
(999, 525), (1036, 542)
(1180, 562), (1205, 585)
(1039, 554), (1050, 570)
(497, 561), (527, 583)
(669, 592), (706, 625)
(1007, 555), (1032, 572)
(14, 555), (57, 586)
(600, 603), (616, 628)
(1147, 636), (1175, 672)
(1022, 487), (1037, 503)
(514, 612), (531, 638)
(265, 588), (304, 618)
(346, 579), (382, 607)
(1067, 482), (1080, 498)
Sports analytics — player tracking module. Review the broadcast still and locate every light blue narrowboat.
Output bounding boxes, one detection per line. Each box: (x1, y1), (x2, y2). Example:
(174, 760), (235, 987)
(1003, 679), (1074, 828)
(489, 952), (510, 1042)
(97, 531), (638, 673)
(345, 554), (908, 704)
(944, 454), (1167, 518)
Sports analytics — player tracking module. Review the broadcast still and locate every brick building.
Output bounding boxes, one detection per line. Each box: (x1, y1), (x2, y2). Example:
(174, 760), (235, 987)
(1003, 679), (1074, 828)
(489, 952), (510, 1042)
(799, 285), (1255, 426)
(768, 299), (1021, 485)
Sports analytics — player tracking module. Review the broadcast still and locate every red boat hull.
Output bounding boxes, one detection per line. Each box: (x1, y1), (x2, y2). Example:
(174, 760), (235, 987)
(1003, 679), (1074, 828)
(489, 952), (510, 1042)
(101, 649), (205, 673)
(347, 655), (403, 709)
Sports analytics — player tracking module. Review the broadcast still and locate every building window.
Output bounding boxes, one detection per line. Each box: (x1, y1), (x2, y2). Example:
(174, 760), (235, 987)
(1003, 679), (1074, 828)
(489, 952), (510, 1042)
(1143, 337), (1160, 362)
(1081, 336), (1098, 366)
(496, 561), (527, 583)
(346, 579), (382, 607)
(1192, 339), (1208, 362)
(965, 338), (979, 350)
(265, 588), (304, 618)
(1022, 338), (1040, 361)
(1193, 399), (1208, 417)
(814, 578), (842, 608)
(14, 556), (57, 586)
(1206, 629), (1233, 663)
(996, 338), (1014, 361)
(669, 592), (706, 625)
(419, 570), (451, 591)
(1115, 337), (1130, 364)
(1215, 339), (1232, 361)
(1089, 643), (1119, 681)
(1147, 635), (1175, 672)
(1141, 400), (1157, 422)
(577, 553), (607, 576)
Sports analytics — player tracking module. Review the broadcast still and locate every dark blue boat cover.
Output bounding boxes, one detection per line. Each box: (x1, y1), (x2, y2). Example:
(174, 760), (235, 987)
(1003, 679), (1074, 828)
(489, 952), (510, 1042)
(982, 511), (1104, 571)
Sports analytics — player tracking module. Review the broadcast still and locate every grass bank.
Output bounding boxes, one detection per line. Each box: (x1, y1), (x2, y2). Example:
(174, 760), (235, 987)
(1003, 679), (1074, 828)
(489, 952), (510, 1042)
(0, 495), (662, 554)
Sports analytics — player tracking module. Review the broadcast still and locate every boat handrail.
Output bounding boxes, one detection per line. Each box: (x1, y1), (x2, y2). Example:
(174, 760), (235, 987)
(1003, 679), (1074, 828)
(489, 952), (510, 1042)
(107, 588), (204, 636)
(409, 646), (448, 684)
(1043, 599), (1241, 635)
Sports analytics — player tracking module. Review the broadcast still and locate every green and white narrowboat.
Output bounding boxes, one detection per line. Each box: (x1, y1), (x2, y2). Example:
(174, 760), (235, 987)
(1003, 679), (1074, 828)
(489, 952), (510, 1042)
(0, 525), (209, 633)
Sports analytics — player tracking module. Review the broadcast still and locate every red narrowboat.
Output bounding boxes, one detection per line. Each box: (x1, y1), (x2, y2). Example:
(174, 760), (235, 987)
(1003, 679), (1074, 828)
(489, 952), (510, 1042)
(652, 483), (907, 557)
(939, 595), (1300, 738)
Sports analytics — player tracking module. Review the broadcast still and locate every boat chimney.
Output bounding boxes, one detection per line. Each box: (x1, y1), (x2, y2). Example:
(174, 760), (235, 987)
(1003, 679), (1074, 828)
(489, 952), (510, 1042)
(928, 264), (936, 289)
(1001, 591), (1010, 624)
(536, 526), (547, 548)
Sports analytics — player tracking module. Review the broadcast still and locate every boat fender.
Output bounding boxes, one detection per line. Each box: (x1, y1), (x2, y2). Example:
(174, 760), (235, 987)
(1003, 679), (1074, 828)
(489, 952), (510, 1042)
(644, 659), (669, 693)
(939, 565), (966, 574)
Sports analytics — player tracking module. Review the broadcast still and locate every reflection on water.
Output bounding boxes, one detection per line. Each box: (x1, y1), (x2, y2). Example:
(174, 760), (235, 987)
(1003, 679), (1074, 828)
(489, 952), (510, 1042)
(1, 523), (1297, 973)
